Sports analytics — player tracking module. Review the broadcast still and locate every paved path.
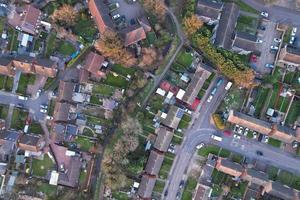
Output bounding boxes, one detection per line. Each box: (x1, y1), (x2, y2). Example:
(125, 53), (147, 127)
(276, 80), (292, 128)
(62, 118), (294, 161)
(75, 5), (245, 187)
(142, 7), (186, 106)
(241, 0), (300, 26)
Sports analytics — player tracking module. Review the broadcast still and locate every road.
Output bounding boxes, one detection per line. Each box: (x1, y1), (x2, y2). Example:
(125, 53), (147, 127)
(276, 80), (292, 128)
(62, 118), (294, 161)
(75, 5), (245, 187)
(142, 7), (186, 106)
(241, 0), (300, 26)
(164, 79), (300, 200)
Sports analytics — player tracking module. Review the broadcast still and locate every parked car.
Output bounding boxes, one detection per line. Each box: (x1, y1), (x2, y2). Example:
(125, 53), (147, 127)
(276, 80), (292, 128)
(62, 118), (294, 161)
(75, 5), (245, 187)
(273, 38), (282, 43)
(18, 96), (28, 100)
(270, 45), (279, 50)
(253, 132), (257, 139)
(179, 180), (185, 189)
(258, 25), (266, 31)
(225, 82), (233, 90)
(233, 134), (241, 139)
(196, 143), (205, 149)
(244, 128), (249, 136)
(260, 11), (269, 18)
(207, 95), (213, 103)
(40, 108), (47, 113)
(262, 135), (269, 143)
(211, 87), (217, 95)
(112, 14), (120, 20)
(292, 27), (297, 36)
(40, 104), (48, 109)
(292, 141), (299, 148)
(289, 36), (295, 44)
(256, 39), (263, 43)
(256, 150), (263, 156)
(46, 116), (53, 120)
(238, 126), (244, 134)
(176, 192), (181, 199)
(216, 78), (223, 87)
(167, 148), (175, 154)
(36, 89), (42, 97)
(265, 63), (274, 68)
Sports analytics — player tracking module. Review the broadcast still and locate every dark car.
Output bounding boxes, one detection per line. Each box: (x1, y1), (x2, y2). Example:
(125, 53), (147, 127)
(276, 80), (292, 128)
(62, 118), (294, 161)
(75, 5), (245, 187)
(256, 150), (263, 156)
(164, 190), (168, 196)
(179, 180), (184, 188)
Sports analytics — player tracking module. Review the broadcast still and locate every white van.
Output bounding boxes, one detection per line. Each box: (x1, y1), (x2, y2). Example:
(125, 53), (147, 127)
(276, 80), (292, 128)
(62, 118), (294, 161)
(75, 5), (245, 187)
(18, 96), (28, 100)
(211, 135), (223, 142)
(225, 82), (233, 90)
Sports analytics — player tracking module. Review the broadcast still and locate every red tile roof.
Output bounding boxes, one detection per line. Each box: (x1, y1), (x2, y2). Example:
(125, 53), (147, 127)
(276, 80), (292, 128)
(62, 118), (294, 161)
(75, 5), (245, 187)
(84, 52), (105, 76)
(123, 25), (146, 47)
(160, 81), (171, 91)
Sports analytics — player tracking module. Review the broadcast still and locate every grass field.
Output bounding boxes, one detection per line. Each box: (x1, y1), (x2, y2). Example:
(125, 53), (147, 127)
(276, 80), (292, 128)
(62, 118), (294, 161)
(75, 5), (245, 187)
(103, 73), (129, 88)
(75, 136), (95, 152)
(111, 64), (136, 76)
(176, 50), (193, 68)
(57, 41), (76, 56)
(253, 87), (270, 116)
(92, 84), (115, 96)
(17, 74), (36, 95)
(32, 154), (54, 177)
(286, 98), (300, 125)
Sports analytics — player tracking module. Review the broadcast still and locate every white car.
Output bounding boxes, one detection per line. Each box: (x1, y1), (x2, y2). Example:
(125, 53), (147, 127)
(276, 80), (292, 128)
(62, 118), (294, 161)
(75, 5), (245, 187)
(233, 134), (241, 139)
(225, 82), (233, 90)
(270, 45), (279, 50)
(167, 148), (175, 154)
(36, 89), (42, 97)
(207, 95), (213, 103)
(256, 39), (263, 43)
(260, 11), (269, 18)
(196, 143), (205, 149)
(46, 116), (53, 120)
(18, 96), (28, 100)
(40, 104), (48, 109)
(112, 14), (120, 20)
(265, 63), (274, 68)
(262, 135), (269, 143)
(244, 128), (249, 136)
(238, 126), (244, 134)
(0, 3), (7, 8)
(292, 27), (297, 36)
(273, 38), (282, 43)
(253, 132), (257, 139)
(289, 36), (295, 44)
(40, 108), (47, 113)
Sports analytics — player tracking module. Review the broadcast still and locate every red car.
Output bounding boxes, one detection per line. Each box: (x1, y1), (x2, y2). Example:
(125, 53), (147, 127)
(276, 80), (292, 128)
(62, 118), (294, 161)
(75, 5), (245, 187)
(223, 130), (232, 136)
(250, 54), (257, 63)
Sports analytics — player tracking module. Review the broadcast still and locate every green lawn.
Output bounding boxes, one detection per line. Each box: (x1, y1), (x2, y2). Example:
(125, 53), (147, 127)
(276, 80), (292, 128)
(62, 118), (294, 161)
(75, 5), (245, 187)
(0, 17), (5, 33)
(198, 145), (220, 157)
(7, 28), (19, 51)
(268, 138), (281, 148)
(36, 181), (57, 197)
(176, 50), (193, 68)
(0, 75), (6, 90)
(267, 166), (279, 181)
(268, 83), (280, 108)
(11, 108), (28, 130)
(171, 135), (183, 145)
(231, 153), (244, 164)
(236, 15), (259, 35)
(17, 74), (36, 95)
(147, 31), (157, 44)
(83, 128), (94, 137)
(79, 170), (87, 186)
(253, 87), (270, 116)
(286, 99), (300, 125)
(90, 95), (103, 105)
(32, 154), (54, 177)
(57, 41), (76, 56)
(44, 77), (55, 90)
(111, 64), (136, 76)
(278, 170), (293, 186)
(171, 62), (187, 72)
(212, 169), (227, 184)
(29, 123), (43, 134)
(230, 181), (248, 198)
(277, 96), (290, 113)
(48, 99), (56, 116)
(153, 180), (165, 193)
(224, 0), (258, 14)
(75, 136), (94, 152)
(112, 192), (130, 200)
(182, 191), (193, 200)
(159, 158), (173, 179)
(45, 32), (57, 57)
(34, 38), (42, 52)
(185, 177), (198, 191)
(103, 73), (129, 88)
(0, 104), (8, 119)
(92, 84), (115, 96)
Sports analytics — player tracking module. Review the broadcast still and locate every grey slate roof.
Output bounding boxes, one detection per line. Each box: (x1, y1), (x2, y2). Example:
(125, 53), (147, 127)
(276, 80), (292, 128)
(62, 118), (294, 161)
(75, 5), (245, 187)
(161, 105), (184, 129)
(145, 150), (164, 176)
(137, 175), (156, 199)
(196, 0), (223, 20)
(153, 127), (174, 152)
(233, 32), (260, 53)
(215, 3), (240, 49)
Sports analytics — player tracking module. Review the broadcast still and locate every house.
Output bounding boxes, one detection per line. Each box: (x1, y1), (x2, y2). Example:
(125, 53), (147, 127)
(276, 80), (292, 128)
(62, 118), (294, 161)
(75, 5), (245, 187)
(53, 102), (72, 122)
(51, 123), (66, 141)
(153, 127), (174, 152)
(278, 45), (300, 69)
(137, 174), (156, 199)
(227, 110), (299, 143)
(0, 130), (21, 162)
(58, 81), (75, 103)
(137, 16), (152, 33)
(161, 105), (184, 130)
(232, 32), (260, 55)
(196, 0), (223, 25)
(122, 25), (147, 47)
(88, 0), (114, 34)
(214, 3), (239, 49)
(243, 168), (269, 186)
(262, 181), (299, 200)
(215, 157), (243, 178)
(181, 65), (211, 106)
(83, 52), (107, 78)
(8, 4), (41, 35)
(144, 150), (164, 176)
(193, 183), (212, 200)
(0, 56), (58, 78)
(18, 134), (45, 153)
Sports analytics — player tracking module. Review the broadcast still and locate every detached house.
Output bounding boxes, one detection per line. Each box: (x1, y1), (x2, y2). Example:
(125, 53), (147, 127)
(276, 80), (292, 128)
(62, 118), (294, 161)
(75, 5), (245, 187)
(122, 25), (147, 47)
(8, 4), (41, 35)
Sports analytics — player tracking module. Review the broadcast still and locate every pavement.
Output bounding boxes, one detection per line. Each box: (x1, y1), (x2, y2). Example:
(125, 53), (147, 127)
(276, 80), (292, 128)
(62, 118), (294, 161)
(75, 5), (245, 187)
(241, 0), (300, 27)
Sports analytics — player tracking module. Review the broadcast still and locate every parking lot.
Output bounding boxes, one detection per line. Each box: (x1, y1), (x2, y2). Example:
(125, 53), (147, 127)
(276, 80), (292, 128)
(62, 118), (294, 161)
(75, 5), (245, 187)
(256, 19), (283, 74)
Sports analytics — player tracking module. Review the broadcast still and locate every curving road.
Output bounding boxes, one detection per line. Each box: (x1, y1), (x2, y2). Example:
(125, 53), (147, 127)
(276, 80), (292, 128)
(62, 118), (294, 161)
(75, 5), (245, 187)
(164, 78), (300, 200)
(241, 0), (300, 26)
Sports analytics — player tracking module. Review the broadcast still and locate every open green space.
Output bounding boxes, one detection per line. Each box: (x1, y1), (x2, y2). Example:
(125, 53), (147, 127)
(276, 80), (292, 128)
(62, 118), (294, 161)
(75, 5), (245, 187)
(268, 83), (280, 108)
(74, 136), (95, 152)
(103, 73), (128, 88)
(32, 154), (54, 177)
(182, 191), (193, 200)
(153, 180), (165, 193)
(7, 27), (19, 52)
(92, 84), (115, 96)
(231, 153), (244, 164)
(198, 145), (220, 157)
(159, 157), (173, 179)
(29, 122), (43, 134)
(36, 181), (57, 197)
(236, 15), (259, 35)
(171, 135), (183, 145)
(57, 41), (76, 56)
(149, 94), (164, 113)
(45, 32), (57, 57)
(17, 74), (36, 95)
(267, 166), (279, 181)
(212, 168), (227, 184)
(0, 104), (8, 119)
(224, 0), (259, 14)
(90, 94), (103, 105)
(229, 181), (248, 199)
(286, 99), (300, 125)
(253, 87), (270, 117)
(268, 138), (281, 148)
(277, 96), (290, 113)
(176, 50), (193, 68)
(0, 75), (13, 91)
(0, 17), (5, 33)
(11, 108), (28, 130)
(111, 64), (136, 76)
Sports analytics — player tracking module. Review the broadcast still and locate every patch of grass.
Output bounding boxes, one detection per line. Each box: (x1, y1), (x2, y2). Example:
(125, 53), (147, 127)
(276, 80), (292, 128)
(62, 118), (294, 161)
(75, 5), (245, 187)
(268, 138), (281, 148)
(45, 32), (57, 57)
(32, 154), (54, 177)
(29, 123), (43, 134)
(182, 191), (193, 200)
(277, 96), (290, 113)
(212, 168), (227, 184)
(92, 84), (115, 96)
(0, 75), (6, 90)
(185, 177), (197, 191)
(147, 31), (157, 44)
(48, 99), (55, 116)
(267, 166), (278, 181)
(178, 119), (190, 129)
(211, 184), (223, 197)
(72, 12), (98, 43)
(278, 170), (293, 186)
(176, 50), (193, 67)
(253, 87), (270, 116)
(198, 145), (220, 157)
(236, 15), (259, 35)
(112, 192), (130, 200)
(17, 74), (36, 95)
(8, 28), (19, 51)
(103, 73), (129, 88)
(0, 104), (8, 119)
(111, 64), (136, 76)
(219, 149), (230, 158)
(74, 136), (94, 152)
(230, 181), (248, 198)
(4, 76), (13, 92)
(171, 135), (182, 145)
(36, 181), (57, 197)
(224, 0), (259, 14)
(57, 41), (76, 56)
(79, 170), (87, 186)
(90, 95), (102, 105)
(82, 128), (94, 137)
(268, 83), (280, 108)
(171, 62), (187, 72)
(286, 99), (300, 125)
(0, 17), (5, 33)
(231, 153), (243, 163)
(153, 180), (165, 193)
(11, 108), (28, 130)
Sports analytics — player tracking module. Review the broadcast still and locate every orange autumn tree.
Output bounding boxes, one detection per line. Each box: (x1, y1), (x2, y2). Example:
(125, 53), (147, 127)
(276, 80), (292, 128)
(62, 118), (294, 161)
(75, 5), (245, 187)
(51, 4), (77, 26)
(142, 0), (166, 22)
(183, 15), (204, 38)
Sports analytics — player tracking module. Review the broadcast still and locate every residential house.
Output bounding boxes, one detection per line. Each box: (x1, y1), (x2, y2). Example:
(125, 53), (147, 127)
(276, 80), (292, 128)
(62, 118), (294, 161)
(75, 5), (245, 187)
(232, 32), (260, 55)
(262, 181), (300, 200)
(181, 65), (211, 107)
(122, 25), (147, 47)
(153, 127), (174, 152)
(83, 52), (107, 79)
(214, 3), (239, 49)
(137, 16), (152, 33)
(18, 134), (45, 154)
(88, 0), (114, 34)
(8, 4), (41, 35)
(278, 45), (300, 69)
(215, 157), (243, 178)
(144, 150), (164, 176)
(161, 105), (184, 130)
(0, 56), (58, 78)
(227, 110), (299, 143)
(196, 0), (223, 25)
(243, 168), (269, 186)
(58, 81), (75, 103)
(137, 174), (156, 199)
(53, 102), (73, 123)
(193, 183), (212, 200)
(0, 130), (21, 162)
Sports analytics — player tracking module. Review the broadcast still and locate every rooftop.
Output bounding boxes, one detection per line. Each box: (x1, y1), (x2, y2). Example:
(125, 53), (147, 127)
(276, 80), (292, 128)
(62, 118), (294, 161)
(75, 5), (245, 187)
(153, 127), (174, 152)
(196, 0), (223, 20)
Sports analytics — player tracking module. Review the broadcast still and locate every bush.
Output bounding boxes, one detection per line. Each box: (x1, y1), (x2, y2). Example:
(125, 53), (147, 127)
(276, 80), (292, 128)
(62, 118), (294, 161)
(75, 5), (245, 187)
(212, 114), (225, 130)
